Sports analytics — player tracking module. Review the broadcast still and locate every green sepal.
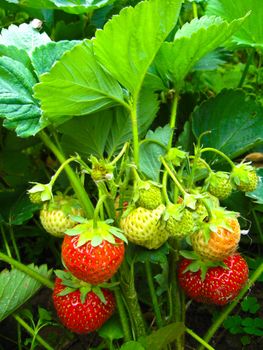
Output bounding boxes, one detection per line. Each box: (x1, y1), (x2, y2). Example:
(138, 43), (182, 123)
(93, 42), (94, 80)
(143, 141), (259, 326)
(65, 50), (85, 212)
(183, 194), (197, 210)
(182, 256), (229, 281)
(92, 286), (106, 304)
(98, 281), (120, 289)
(58, 287), (77, 296)
(28, 182), (53, 202)
(68, 215), (88, 224)
(165, 147), (187, 166)
(66, 220), (127, 247)
(79, 286), (92, 304)
(179, 250), (200, 260)
(231, 163), (255, 187)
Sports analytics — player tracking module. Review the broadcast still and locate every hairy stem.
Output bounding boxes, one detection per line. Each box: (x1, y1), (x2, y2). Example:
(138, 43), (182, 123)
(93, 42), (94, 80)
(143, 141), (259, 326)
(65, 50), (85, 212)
(0, 252), (54, 289)
(198, 262), (263, 350)
(130, 105), (140, 168)
(13, 314), (54, 350)
(145, 260), (163, 328)
(169, 94), (179, 149)
(238, 49), (255, 88)
(112, 275), (132, 342)
(40, 131), (94, 218)
(200, 148), (235, 168)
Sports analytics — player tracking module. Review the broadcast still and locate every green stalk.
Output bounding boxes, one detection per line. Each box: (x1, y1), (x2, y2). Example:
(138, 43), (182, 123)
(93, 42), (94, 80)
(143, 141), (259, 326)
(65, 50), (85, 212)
(130, 105), (140, 167)
(9, 225), (21, 262)
(145, 260), (163, 328)
(161, 157), (187, 196)
(13, 314), (54, 350)
(198, 262), (263, 350)
(186, 328), (215, 350)
(1, 225), (12, 258)
(238, 49), (255, 88)
(0, 252), (54, 289)
(111, 275), (132, 342)
(40, 131), (94, 218)
(200, 148), (235, 168)
(168, 94), (179, 149)
(120, 262), (146, 339)
(192, 2), (198, 18)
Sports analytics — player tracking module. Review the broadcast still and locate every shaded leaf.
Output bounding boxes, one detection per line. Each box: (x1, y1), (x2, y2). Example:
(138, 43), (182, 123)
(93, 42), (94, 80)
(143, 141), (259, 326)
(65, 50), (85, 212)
(120, 342), (145, 350)
(192, 90), (263, 162)
(94, 0), (182, 95)
(139, 322), (185, 350)
(0, 45), (33, 73)
(0, 264), (52, 322)
(98, 314), (124, 341)
(139, 124), (172, 181)
(246, 169), (263, 204)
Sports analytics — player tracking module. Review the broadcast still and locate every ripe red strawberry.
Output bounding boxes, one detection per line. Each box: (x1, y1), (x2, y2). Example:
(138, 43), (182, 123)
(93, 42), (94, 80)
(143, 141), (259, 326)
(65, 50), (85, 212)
(62, 220), (126, 284)
(178, 254), (248, 305)
(53, 273), (115, 333)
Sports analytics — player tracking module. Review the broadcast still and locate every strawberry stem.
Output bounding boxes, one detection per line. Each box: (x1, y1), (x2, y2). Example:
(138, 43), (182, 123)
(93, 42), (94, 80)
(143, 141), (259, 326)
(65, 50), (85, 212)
(110, 142), (129, 165)
(162, 171), (170, 205)
(197, 261), (263, 350)
(200, 148), (235, 168)
(168, 93), (179, 148)
(13, 314), (54, 350)
(40, 131), (94, 218)
(145, 260), (164, 328)
(0, 252), (54, 289)
(186, 328), (215, 350)
(93, 194), (108, 229)
(161, 157), (187, 197)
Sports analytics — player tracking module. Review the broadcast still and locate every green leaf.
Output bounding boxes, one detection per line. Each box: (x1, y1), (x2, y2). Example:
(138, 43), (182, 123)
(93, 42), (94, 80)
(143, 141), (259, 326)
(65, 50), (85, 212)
(139, 124), (172, 181)
(8, 0), (115, 15)
(0, 264), (52, 322)
(120, 342), (145, 350)
(192, 90), (263, 161)
(154, 15), (246, 89)
(98, 315), (124, 342)
(59, 109), (113, 159)
(94, 0), (182, 95)
(31, 40), (79, 76)
(241, 296), (260, 314)
(0, 56), (44, 137)
(9, 195), (40, 225)
(0, 23), (50, 54)
(0, 45), (33, 73)
(34, 40), (125, 122)
(139, 322), (185, 350)
(224, 316), (243, 334)
(206, 0), (263, 48)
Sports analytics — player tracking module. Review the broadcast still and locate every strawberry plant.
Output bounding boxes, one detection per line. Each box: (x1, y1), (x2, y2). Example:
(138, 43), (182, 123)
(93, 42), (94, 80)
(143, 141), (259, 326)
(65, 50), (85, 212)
(0, 0), (263, 349)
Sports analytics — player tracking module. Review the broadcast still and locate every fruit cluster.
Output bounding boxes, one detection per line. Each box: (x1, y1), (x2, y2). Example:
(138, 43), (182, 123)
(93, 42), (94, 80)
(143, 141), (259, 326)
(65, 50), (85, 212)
(28, 145), (259, 333)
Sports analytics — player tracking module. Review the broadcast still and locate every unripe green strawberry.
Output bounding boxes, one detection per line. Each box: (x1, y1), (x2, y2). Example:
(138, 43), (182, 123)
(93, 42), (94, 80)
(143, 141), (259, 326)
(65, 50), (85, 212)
(29, 192), (42, 204)
(40, 194), (84, 237)
(135, 180), (162, 210)
(164, 204), (195, 238)
(120, 205), (168, 249)
(191, 208), (240, 261)
(206, 172), (232, 200)
(194, 194), (220, 221)
(231, 163), (258, 192)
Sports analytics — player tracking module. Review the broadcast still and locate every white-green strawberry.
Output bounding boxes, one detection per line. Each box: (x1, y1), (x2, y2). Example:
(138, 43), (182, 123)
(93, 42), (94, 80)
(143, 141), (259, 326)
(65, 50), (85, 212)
(164, 203), (195, 238)
(135, 180), (163, 210)
(120, 205), (168, 249)
(40, 194), (84, 237)
(231, 163), (258, 192)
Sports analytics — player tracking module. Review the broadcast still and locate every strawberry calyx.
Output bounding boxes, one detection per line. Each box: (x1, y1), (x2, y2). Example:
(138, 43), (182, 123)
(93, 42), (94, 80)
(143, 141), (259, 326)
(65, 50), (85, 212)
(165, 147), (188, 167)
(90, 155), (114, 183)
(179, 250), (227, 281)
(28, 182), (53, 203)
(55, 270), (118, 304)
(65, 219), (127, 247)
(199, 207), (239, 244)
